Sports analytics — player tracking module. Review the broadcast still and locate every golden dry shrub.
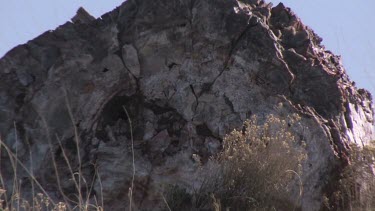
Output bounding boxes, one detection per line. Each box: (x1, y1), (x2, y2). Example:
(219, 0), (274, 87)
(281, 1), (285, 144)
(209, 114), (307, 210)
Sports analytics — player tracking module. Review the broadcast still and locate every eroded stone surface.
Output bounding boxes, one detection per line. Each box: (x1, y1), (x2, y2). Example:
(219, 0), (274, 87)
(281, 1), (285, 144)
(0, 0), (374, 210)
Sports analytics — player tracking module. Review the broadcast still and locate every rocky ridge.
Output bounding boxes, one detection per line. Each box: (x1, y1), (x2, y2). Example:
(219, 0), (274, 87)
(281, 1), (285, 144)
(0, 0), (374, 210)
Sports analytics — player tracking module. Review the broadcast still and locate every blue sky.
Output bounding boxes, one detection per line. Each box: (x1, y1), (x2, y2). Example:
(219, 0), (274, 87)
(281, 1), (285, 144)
(1, 0), (374, 96)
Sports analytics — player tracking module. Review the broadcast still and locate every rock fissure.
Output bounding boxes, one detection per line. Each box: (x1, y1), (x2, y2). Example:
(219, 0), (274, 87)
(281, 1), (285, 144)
(199, 15), (260, 96)
(189, 84), (199, 112)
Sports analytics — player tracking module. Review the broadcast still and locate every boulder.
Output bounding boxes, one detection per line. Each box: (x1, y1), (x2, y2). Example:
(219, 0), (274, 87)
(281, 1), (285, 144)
(0, 1), (374, 210)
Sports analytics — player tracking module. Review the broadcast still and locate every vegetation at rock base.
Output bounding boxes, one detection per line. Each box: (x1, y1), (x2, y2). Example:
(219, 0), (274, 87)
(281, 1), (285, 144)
(0, 119), (103, 211)
(163, 115), (375, 211)
(1, 114), (375, 210)
(164, 114), (307, 210)
(323, 143), (375, 211)
(211, 114), (307, 210)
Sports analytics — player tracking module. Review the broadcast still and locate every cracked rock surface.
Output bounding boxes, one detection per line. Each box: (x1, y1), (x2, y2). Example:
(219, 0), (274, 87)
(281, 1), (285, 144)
(0, 1), (374, 210)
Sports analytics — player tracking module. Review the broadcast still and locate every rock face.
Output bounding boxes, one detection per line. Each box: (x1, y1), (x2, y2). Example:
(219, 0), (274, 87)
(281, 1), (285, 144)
(0, 0), (374, 210)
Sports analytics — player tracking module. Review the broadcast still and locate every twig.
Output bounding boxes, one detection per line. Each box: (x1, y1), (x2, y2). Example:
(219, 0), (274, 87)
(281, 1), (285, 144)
(123, 106), (135, 211)
(161, 193), (172, 211)
(63, 88), (83, 209)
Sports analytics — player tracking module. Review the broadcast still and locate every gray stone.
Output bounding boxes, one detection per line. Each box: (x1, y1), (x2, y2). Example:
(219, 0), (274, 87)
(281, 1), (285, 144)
(0, 1), (374, 210)
(122, 44), (141, 78)
(71, 7), (95, 24)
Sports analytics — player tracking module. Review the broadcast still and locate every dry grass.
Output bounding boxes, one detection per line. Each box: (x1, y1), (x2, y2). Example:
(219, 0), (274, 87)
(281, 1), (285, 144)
(0, 93), (138, 211)
(162, 185), (192, 211)
(2, 106), (375, 211)
(0, 137), (75, 211)
(164, 114), (307, 210)
(207, 114), (307, 210)
(324, 143), (375, 210)
(0, 90), (104, 211)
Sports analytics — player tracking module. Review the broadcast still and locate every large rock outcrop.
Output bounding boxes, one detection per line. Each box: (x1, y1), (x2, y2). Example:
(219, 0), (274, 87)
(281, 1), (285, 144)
(0, 0), (374, 210)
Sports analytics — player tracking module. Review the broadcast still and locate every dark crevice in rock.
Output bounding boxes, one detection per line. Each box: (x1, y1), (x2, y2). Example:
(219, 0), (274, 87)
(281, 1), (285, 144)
(95, 129), (109, 143)
(144, 100), (187, 137)
(195, 123), (222, 141)
(166, 62), (179, 70)
(97, 95), (132, 126)
(189, 84), (199, 111)
(114, 47), (138, 79)
(115, 21), (141, 92)
(163, 88), (177, 101)
(125, 42), (143, 92)
(196, 123), (213, 137)
(327, 120), (349, 161)
(224, 94), (235, 113)
(15, 92), (26, 108)
(95, 94), (145, 142)
(144, 101), (175, 115)
(13, 121), (27, 150)
(156, 112), (186, 137)
(164, 139), (182, 156)
(200, 82), (212, 94)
